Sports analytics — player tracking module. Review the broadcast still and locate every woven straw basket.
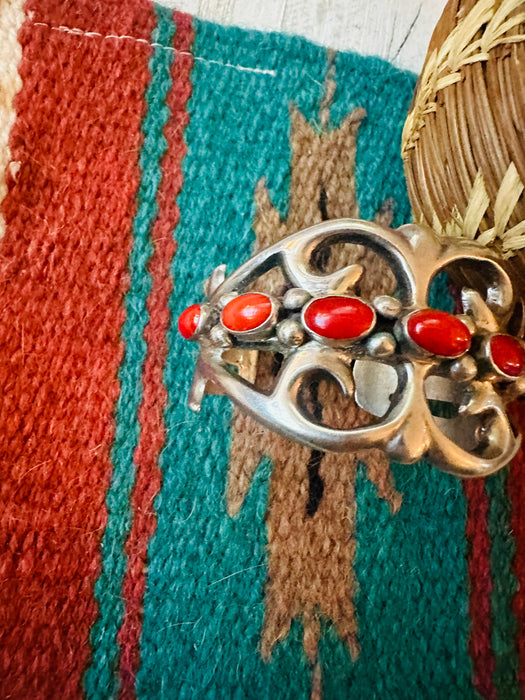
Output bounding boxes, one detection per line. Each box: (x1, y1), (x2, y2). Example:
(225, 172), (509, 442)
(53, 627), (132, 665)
(402, 0), (525, 276)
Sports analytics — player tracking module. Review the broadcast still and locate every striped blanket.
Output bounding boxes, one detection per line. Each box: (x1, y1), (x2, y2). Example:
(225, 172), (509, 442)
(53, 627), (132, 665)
(0, 0), (523, 697)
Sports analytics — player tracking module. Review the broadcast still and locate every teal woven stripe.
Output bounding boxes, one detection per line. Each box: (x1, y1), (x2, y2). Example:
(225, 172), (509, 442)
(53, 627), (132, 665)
(319, 257), (475, 697)
(136, 15), (459, 697)
(137, 19), (326, 698)
(328, 463), (475, 699)
(486, 468), (519, 698)
(84, 7), (176, 698)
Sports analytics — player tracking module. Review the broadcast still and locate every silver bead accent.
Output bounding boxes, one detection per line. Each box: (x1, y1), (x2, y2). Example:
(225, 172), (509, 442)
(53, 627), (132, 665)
(276, 319), (305, 347)
(373, 294), (402, 319)
(449, 355), (478, 382)
(367, 332), (397, 358)
(283, 287), (312, 310)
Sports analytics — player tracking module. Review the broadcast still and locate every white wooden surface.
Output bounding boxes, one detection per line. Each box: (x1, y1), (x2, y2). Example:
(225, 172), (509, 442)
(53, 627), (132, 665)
(159, 0), (448, 73)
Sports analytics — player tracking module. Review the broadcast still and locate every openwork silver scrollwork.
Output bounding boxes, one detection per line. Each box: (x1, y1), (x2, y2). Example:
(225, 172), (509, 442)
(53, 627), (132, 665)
(180, 219), (525, 477)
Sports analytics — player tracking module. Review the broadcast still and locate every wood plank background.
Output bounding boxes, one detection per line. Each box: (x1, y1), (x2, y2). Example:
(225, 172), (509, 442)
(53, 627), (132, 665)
(160, 0), (448, 72)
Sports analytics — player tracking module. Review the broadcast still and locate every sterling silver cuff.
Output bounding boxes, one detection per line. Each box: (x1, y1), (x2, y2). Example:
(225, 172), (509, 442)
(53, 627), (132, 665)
(179, 219), (525, 478)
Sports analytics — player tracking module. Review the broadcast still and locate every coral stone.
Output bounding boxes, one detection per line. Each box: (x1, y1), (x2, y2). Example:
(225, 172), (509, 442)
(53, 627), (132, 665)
(222, 293), (272, 332)
(178, 303), (201, 339)
(303, 296), (375, 340)
(490, 334), (525, 377)
(407, 309), (471, 357)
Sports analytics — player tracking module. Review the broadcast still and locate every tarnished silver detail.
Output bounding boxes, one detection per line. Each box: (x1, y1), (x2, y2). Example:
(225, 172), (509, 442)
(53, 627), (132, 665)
(210, 324), (232, 348)
(283, 287), (312, 310)
(507, 375), (525, 402)
(449, 355), (478, 382)
(188, 370), (208, 412)
(367, 332), (397, 358)
(456, 314), (477, 336)
(276, 319), (306, 347)
(373, 294), (402, 319)
(185, 219), (524, 478)
(217, 292), (238, 309)
(461, 288), (500, 333)
(191, 304), (212, 340)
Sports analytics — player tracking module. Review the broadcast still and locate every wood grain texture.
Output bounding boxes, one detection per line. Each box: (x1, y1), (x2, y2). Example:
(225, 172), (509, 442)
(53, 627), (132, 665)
(160, 0), (447, 72)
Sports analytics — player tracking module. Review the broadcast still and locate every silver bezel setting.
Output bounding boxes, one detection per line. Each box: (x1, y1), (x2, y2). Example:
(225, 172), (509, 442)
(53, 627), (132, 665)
(300, 294), (377, 348)
(400, 308), (473, 361)
(220, 293), (280, 341)
(482, 333), (525, 381)
(182, 303), (211, 341)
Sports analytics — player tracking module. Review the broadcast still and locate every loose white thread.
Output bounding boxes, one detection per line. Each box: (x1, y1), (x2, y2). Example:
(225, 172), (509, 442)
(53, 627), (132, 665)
(32, 21), (277, 77)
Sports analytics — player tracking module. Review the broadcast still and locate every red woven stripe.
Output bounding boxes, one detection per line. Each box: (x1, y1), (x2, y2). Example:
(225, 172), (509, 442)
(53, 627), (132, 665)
(508, 402), (525, 691)
(0, 3), (155, 696)
(117, 12), (194, 699)
(35, 0), (154, 37)
(463, 479), (496, 699)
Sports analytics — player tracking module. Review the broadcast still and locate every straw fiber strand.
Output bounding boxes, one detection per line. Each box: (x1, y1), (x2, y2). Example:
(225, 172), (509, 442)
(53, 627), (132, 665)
(0, 0), (24, 240)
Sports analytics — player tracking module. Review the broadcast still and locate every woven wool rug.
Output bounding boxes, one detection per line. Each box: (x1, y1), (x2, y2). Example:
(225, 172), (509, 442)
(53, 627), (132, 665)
(1, 0), (524, 698)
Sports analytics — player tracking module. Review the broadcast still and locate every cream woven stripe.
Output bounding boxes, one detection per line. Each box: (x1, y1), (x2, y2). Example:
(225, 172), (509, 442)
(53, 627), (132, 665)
(0, 0), (24, 240)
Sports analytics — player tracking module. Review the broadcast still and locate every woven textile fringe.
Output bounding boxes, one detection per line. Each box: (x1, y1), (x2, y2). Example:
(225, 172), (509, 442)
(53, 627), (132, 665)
(0, 0), (24, 239)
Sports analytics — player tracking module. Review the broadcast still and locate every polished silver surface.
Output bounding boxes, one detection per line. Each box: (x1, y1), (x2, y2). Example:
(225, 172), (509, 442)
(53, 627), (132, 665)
(185, 218), (524, 477)
(449, 355), (478, 382)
